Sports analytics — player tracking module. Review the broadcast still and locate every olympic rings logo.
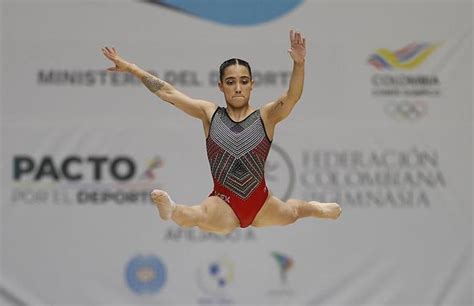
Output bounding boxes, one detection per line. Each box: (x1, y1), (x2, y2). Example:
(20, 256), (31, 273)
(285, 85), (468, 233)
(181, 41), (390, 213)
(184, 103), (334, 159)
(384, 100), (428, 121)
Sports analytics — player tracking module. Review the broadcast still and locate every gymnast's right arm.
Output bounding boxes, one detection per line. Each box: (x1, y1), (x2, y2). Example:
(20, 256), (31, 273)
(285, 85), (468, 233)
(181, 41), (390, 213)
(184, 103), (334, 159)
(101, 47), (216, 121)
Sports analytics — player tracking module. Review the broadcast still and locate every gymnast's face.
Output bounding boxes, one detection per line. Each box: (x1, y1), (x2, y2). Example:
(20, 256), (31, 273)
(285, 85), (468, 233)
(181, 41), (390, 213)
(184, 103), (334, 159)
(218, 64), (254, 108)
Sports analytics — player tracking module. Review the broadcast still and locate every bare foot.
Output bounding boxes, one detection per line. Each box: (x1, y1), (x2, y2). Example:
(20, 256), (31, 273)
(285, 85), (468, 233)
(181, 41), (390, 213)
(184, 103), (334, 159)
(310, 202), (342, 219)
(150, 189), (176, 220)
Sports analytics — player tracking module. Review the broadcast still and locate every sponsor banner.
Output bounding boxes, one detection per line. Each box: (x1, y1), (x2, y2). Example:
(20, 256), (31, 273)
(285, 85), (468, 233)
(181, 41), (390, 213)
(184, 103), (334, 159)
(2, 125), (470, 304)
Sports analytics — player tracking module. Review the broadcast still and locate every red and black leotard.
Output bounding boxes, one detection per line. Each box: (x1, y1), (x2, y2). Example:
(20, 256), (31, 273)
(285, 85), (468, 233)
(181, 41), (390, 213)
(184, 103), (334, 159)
(206, 107), (272, 228)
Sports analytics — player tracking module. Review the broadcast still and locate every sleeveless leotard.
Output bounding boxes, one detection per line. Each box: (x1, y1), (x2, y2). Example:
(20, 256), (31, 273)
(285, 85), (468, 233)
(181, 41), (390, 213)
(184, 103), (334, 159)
(206, 107), (272, 227)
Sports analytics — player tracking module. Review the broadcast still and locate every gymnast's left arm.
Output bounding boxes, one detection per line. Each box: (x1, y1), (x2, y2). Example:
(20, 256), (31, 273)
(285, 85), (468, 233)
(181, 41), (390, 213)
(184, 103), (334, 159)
(261, 30), (306, 124)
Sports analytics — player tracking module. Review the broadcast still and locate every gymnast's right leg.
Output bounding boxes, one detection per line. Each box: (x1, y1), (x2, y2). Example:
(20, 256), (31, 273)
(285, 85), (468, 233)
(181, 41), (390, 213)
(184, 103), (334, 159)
(150, 189), (239, 235)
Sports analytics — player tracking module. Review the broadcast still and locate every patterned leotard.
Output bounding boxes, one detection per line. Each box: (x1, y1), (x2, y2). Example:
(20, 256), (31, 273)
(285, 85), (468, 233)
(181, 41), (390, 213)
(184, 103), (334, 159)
(206, 107), (272, 227)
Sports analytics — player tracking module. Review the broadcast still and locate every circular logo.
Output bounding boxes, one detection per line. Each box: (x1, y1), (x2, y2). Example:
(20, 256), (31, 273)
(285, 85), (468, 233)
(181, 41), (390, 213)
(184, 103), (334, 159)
(265, 143), (295, 201)
(125, 255), (167, 294)
(197, 257), (234, 295)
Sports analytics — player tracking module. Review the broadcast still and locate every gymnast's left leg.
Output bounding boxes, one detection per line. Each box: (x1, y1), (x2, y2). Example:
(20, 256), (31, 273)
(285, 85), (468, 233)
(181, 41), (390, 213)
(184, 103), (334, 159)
(251, 193), (342, 227)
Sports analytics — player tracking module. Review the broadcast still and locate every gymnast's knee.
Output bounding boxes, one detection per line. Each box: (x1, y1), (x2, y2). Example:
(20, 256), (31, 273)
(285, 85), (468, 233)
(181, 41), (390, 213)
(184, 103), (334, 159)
(282, 199), (299, 224)
(172, 208), (199, 228)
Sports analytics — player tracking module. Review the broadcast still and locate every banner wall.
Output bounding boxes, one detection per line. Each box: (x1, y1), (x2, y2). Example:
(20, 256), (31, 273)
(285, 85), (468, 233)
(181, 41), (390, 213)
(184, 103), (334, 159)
(1, 0), (472, 305)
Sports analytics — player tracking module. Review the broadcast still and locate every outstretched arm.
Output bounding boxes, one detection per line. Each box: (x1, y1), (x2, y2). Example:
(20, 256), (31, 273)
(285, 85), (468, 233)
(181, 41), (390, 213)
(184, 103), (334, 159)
(101, 47), (216, 121)
(262, 30), (306, 124)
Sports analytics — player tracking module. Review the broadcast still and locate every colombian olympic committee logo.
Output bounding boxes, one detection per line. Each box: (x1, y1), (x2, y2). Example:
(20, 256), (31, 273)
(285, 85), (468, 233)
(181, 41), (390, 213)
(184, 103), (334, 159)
(266, 143), (296, 201)
(368, 42), (442, 122)
(125, 255), (167, 295)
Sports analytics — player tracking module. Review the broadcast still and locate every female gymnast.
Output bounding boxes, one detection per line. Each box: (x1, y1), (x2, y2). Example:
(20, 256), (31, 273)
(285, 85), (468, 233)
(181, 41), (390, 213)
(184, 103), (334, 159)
(102, 30), (341, 234)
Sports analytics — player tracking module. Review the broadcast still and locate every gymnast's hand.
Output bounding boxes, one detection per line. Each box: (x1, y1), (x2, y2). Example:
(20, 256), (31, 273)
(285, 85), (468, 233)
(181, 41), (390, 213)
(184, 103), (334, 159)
(101, 47), (132, 72)
(288, 29), (306, 64)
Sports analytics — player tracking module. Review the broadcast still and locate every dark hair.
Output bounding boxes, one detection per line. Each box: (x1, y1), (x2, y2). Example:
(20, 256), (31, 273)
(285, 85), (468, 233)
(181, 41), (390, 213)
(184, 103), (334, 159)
(219, 58), (252, 81)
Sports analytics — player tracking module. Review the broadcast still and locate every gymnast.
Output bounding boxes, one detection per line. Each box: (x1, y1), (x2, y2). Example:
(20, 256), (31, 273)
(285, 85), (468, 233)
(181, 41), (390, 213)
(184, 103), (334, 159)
(102, 30), (341, 234)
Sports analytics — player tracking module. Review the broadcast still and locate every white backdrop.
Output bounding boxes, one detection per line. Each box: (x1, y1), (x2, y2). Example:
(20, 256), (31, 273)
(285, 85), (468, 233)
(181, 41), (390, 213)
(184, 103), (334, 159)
(1, 0), (472, 305)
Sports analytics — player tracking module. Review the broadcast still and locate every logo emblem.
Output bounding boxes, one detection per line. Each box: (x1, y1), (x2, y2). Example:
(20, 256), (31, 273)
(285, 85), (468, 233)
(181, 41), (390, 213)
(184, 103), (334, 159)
(368, 43), (439, 71)
(197, 257), (235, 295)
(125, 255), (167, 294)
(140, 156), (164, 180)
(272, 252), (294, 283)
(145, 0), (304, 26)
(266, 143), (295, 201)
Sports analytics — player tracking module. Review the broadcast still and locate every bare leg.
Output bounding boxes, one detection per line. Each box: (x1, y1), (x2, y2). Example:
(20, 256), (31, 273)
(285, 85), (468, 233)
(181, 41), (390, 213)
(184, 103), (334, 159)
(251, 193), (342, 227)
(150, 189), (239, 235)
